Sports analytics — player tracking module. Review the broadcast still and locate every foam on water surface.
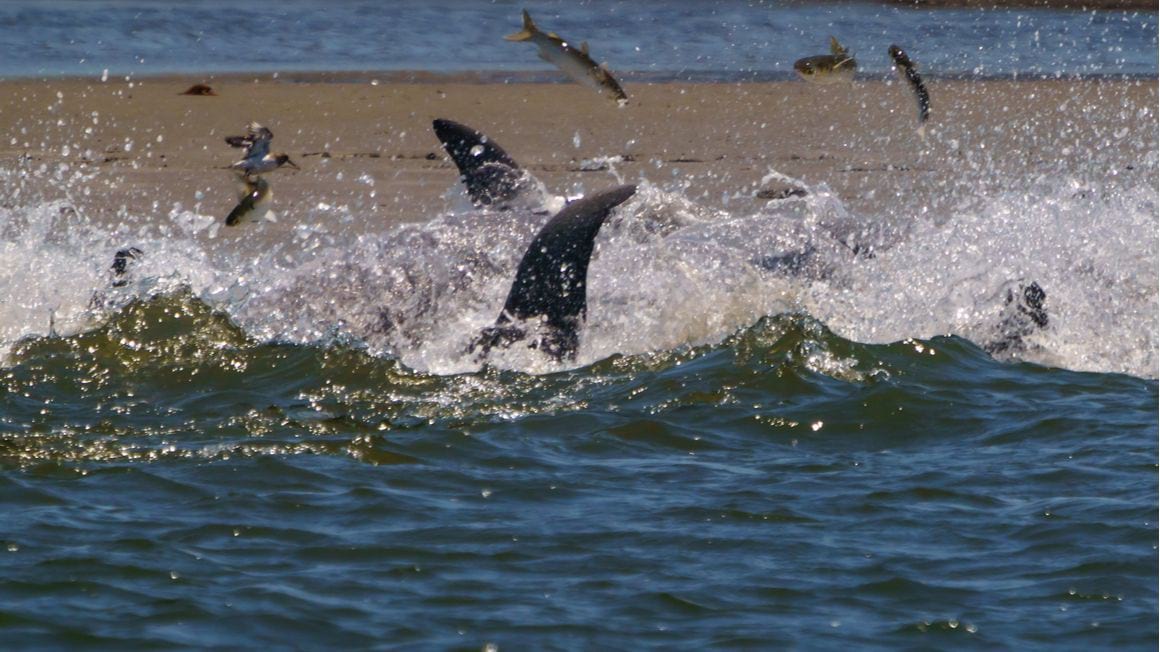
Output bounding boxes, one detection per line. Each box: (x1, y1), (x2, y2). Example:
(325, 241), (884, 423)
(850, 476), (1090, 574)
(0, 152), (1154, 378)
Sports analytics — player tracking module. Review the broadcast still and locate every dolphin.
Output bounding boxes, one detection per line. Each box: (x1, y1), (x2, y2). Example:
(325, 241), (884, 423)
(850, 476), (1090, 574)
(109, 247), (143, 287)
(470, 184), (637, 361)
(432, 118), (528, 208)
(88, 246), (143, 310)
(983, 282), (1048, 356)
(432, 118), (636, 360)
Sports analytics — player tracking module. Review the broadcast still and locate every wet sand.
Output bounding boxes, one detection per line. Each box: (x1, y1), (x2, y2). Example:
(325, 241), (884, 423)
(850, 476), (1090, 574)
(0, 74), (1154, 241)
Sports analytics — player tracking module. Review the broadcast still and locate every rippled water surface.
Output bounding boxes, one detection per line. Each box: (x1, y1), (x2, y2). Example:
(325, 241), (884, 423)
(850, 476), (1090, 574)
(2, 167), (1157, 645)
(1, 300), (1156, 648)
(0, 0), (1154, 78)
(1, 1), (1158, 649)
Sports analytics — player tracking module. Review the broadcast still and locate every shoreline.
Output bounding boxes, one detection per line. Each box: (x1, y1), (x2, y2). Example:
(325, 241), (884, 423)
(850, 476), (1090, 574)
(3, 69), (1156, 85)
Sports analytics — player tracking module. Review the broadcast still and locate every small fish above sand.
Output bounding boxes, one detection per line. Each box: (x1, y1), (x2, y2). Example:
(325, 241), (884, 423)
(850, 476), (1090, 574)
(888, 44), (931, 137)
(505, 9), (628, 106)
(794, 36), (857, 84)
(225, 122), (298, 178)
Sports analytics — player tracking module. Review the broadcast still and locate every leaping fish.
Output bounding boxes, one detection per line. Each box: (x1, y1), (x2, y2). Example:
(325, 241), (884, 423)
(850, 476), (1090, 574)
(888, 44), (931, 137)
(225, 122), (298, 177)
(793, 36), (857, 84)
(505, 9), (628, 106)
(225, 175), (273, 226)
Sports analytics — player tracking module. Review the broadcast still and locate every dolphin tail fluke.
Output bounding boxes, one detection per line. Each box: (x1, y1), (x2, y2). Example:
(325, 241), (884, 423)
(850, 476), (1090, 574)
(432, 118), (524, 207)
(470, 184), (637, 361)
(504, 9), (537, 42)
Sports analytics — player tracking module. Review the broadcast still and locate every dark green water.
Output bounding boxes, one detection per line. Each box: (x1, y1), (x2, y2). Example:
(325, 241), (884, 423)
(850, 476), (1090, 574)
(0, 2), (1155, 640)
(1, 294), (1155, 649)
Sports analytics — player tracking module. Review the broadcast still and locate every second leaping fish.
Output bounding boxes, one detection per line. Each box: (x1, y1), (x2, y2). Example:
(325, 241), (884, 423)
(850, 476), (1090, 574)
(505, 9), (628, 106)
(225, 175), (273, 226)
(794, 36), (857, 84)
(888, 44), (931, 137)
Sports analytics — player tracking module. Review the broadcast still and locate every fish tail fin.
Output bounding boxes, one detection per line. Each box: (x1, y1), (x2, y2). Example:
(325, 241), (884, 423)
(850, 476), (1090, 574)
(916, 124), (927, 140)
(504, 9), (537, 42)
(829, 36), (847, 57)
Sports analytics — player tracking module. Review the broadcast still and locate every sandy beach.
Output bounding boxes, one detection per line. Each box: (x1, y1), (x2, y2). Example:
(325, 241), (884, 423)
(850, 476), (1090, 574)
(0, 74), (1154, 241)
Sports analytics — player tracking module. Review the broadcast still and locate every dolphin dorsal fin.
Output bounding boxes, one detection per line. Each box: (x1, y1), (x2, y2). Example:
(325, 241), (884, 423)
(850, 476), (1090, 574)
(483, 185), (637, 360)
(432, 119), (524, 207)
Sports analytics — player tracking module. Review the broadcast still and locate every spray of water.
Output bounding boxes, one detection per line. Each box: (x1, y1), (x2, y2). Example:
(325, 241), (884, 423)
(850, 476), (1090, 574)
(0, 136), (1154, 378)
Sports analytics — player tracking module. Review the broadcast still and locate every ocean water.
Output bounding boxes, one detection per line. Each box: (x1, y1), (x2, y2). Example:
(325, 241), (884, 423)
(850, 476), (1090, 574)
(2, 1), (1159, 650)
(0, 0), (1154, 79)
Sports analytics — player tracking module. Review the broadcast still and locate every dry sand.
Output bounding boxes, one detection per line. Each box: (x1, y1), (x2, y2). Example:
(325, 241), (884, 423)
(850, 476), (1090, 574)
(0, 74), (1154, 243)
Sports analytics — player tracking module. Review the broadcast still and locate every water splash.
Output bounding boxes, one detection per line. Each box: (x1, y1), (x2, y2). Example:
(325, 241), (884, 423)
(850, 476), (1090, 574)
(0, 153), (1154, 377)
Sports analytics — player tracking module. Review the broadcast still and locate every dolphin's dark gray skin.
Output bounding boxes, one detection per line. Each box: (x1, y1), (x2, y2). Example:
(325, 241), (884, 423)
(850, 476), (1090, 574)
(88, 246), (143, 310)
(471, 184), (637, 361)
(110, 247), (143, 287)
(432, 118), (527, 207)
(984, 282), (1048, 356)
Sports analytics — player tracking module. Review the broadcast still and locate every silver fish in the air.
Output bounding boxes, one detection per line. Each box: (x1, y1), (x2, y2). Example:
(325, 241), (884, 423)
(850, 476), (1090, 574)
(505, 9), (628, 106)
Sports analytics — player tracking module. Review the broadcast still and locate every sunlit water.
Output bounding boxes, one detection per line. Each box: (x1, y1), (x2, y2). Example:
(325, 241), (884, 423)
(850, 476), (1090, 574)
(1, 2), (1158, 649)
(2, 143), (1156, 648)
(0, 0), (1154, 79)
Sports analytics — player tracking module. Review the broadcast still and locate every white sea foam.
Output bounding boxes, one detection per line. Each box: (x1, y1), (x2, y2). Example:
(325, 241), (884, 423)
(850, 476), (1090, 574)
(0, 157), (1155, 377)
